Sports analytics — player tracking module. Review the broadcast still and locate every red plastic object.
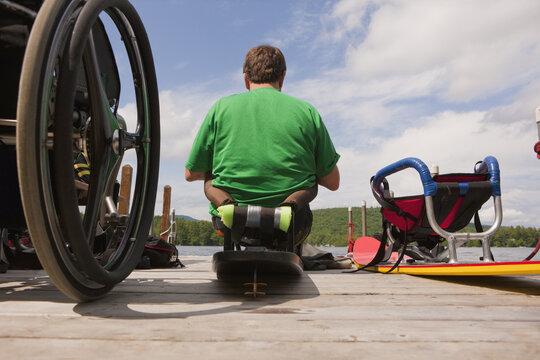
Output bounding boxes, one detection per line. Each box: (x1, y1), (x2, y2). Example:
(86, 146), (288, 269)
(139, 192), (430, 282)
(534, 141), (540, 159)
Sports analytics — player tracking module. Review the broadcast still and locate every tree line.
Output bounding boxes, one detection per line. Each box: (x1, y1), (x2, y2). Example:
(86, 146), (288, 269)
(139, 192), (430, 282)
(459, 225), (540, 248)
(152, 216), (222, 246)
(153, 207), (540, 248)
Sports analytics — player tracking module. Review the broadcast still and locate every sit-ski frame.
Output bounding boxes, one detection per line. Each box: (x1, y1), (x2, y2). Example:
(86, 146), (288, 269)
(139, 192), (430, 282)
(373, 156), (502, 264)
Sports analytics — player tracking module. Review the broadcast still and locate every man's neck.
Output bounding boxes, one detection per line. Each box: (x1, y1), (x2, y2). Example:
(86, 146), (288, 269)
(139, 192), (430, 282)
(248, 82), (280, 91)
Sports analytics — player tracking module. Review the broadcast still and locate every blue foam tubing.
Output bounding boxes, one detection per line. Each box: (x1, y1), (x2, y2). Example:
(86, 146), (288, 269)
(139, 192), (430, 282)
(475, 155), (501, 196)
(372, 156), (501, 197)
(372, 157), (437, 197)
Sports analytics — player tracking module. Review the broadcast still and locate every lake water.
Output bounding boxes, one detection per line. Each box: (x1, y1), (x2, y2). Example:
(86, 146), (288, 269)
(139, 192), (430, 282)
(177, 245), (538, 262)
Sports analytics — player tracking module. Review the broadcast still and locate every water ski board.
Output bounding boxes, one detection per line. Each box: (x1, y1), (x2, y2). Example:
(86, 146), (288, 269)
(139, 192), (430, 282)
(361, 260), (540, 276)
(353, 237), (540, 276)
(212, 250), (303, 279)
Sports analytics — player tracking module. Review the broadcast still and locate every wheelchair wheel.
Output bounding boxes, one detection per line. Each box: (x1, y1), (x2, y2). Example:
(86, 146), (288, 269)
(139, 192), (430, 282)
(16, 0), (160, 301)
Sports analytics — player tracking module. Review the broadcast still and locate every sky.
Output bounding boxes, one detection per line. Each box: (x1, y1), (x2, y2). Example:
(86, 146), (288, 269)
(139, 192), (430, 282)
(114, 0), (540, 227)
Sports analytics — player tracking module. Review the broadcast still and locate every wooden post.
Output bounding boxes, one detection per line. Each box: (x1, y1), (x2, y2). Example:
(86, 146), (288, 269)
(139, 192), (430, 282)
(361, 200), (367, 237)
(160, 185), (171, 240)
(168, 208), (176, 245)
(118, 165), (133, 215)
(347, 206), (354, 253)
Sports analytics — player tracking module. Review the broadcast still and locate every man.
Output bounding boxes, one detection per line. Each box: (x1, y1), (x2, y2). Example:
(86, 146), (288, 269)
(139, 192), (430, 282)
(185, 45), (339, 246)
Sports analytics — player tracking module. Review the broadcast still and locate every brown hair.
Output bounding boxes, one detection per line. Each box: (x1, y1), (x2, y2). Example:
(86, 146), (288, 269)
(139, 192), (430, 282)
(243, 45), (286, 84)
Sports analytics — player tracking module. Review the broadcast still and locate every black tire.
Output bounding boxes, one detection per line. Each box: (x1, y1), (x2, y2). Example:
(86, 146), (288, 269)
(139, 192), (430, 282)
(17, 0), (160, 301)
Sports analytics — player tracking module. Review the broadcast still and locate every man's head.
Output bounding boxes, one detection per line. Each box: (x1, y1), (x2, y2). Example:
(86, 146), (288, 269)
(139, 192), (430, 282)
(243, 45), (286, 86)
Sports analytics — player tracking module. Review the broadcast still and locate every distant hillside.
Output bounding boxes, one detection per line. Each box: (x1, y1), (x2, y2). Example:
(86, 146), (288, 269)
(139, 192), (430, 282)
(175, 214), (198, 221)
(153, 207), (540, 248)
(309, 207), (383, 247)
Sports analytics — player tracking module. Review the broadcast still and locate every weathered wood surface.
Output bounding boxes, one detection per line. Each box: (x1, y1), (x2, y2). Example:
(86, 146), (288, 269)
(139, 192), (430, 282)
(1, 256), (539, 359)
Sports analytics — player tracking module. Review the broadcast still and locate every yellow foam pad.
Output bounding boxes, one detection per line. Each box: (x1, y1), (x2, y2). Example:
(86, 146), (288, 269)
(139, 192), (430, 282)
(217, 204), (235, 229)
(279, 206), (292, 232)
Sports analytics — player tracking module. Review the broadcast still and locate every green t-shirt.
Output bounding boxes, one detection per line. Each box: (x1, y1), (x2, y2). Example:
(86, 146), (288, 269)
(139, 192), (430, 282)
(186, 87), (340, 215)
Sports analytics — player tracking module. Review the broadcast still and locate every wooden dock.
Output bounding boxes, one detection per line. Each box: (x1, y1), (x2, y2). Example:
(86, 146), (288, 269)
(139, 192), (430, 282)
(1, 256), (540, 359)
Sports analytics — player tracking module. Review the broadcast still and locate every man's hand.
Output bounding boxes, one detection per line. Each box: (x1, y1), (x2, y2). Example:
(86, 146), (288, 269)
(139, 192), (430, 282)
(317, 165), (340, 191)
(185, 168), (207, 182)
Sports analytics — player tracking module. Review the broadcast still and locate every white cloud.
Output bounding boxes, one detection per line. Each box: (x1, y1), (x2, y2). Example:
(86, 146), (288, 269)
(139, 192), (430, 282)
(158, 89), (213, 161)
(342, 0), (540, 102)
(320, 0), (373, 42)
(119, 86), (229, 163)
(295, 0), (540, 120)
(485, 79), (540, 124)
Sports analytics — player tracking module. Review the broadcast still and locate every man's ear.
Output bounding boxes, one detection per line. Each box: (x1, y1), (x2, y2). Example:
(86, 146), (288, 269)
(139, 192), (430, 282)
(244, 73), (250, 90)
(278, 71), (286, 90)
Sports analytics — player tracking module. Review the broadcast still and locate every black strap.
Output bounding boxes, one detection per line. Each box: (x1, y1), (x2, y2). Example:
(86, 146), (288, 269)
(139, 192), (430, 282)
(346, 220), (390, 273)
(287, 211), (296, 252)
(348, 214), (410, 274)
(474, 211), (483, 232)
(259, 207), (275, 242)
(231, 206), (247, 245)
(384, 222), (409, 273)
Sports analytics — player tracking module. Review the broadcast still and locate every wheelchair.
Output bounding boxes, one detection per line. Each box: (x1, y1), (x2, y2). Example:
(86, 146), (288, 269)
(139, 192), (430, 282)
(0, 0), (160, 301)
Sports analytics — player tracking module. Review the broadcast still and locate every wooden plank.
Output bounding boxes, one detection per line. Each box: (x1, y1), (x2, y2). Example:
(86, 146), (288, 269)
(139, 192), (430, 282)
(3, 339), (538, 360)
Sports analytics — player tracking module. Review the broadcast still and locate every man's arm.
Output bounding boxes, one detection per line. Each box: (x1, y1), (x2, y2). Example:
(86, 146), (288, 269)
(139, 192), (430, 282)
(317, 165), (340, 191)
(185, 168), (207, 182)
